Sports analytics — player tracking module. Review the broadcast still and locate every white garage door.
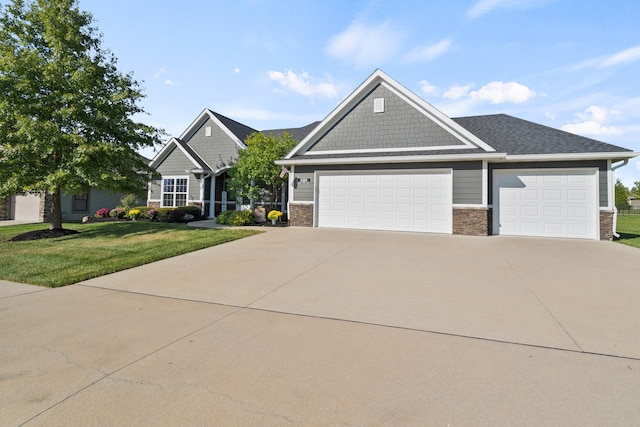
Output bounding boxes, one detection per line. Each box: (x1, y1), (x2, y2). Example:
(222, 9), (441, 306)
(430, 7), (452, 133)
(317, 171), (452, 233)
(12, 194), (42, 222)
(493, 169), (598, 239)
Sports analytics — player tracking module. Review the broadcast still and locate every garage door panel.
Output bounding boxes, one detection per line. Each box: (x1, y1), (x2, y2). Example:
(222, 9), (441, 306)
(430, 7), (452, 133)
(318, 171), (452, 233)
(568, 189), (587, 201)
(543, 206), (562, 217)
(494, 169), (597, 240)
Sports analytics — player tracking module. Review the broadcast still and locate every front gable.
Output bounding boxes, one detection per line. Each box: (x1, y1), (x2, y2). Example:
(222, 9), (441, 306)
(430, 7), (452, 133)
(308, 83), (467, 154)
(285, 69), (495, 160)
(184, 116), (246, 172)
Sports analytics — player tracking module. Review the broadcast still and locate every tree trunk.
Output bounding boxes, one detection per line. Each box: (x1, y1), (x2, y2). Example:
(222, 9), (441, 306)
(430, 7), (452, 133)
(49, 188), (63, 230)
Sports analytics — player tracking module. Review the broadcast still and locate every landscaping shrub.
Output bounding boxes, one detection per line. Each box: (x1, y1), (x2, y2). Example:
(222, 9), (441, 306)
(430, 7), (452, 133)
(167, 209), (185, 222)
(216, 209), (255, 226)
(179, 205), (201, 218)
(130, 206), (153, 218)
(267, 210), (283, 221)
(109, 208), (126, 219)
(128, 209), (142, 219)
(119, 194), (139, 213)
(96, 208), (110, 218)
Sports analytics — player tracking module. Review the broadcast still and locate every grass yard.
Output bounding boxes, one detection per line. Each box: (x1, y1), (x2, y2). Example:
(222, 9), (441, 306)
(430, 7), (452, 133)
(615, 214), (640, 248)
(0, 222), (261, 287)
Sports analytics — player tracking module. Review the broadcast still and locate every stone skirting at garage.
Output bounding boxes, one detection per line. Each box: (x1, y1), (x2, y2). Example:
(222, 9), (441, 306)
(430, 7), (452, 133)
(453, 207), (491, 236)
(600, 210), (614, 241)
(289, 203), (314, 227)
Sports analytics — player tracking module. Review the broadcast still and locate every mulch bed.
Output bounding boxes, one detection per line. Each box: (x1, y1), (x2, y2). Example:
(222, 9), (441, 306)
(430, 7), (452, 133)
(9, 229), (79, 242)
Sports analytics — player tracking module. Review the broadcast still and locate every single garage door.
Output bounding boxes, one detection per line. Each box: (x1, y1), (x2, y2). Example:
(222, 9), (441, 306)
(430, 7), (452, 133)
(11, 193), (42, 222)
(317, 170), (452, 233)
(493, 169), (598, 239)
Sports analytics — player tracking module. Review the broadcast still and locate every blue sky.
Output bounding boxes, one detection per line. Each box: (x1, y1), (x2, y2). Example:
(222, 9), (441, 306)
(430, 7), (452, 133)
(76, 0), (640, 186)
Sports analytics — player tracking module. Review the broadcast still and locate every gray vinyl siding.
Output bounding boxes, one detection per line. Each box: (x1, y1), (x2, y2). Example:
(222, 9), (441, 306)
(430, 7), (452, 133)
(307, 84), (465, 153)
(452, 166), (482, 205)
(185, 118), (242, 170)
(293, 162), (482, 205)
(149, 180), (161, 200)
(489, 160), (608, 207)
(60, 189), (127, 221)
(292, 170), (314, 202)
(153, 146), (201, 202)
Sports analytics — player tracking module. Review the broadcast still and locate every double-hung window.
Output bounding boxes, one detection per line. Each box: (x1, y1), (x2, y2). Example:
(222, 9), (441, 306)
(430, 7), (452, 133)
(162, 177), (188, 207)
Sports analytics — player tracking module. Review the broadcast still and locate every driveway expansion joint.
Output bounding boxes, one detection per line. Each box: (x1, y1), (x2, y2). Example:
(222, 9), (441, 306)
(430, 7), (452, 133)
(76, 283), (640, 363)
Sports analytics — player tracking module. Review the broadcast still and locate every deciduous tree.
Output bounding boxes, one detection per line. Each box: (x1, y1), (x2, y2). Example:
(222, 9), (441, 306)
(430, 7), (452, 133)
(0, 0), (162, 230)
(229, 132), (297, 211)
(615, 179), (630, 208)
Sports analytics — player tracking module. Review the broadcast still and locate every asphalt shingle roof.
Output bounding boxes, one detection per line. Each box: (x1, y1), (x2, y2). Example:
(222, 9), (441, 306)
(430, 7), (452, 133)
(175, 138), (209, 169)
(210, 110), (258, 143)
(263, 121), (321, 142)
(453, 114), (631, 155)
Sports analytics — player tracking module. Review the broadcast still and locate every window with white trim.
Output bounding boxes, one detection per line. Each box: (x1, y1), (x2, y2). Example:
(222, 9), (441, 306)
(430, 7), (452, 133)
(162, 177), (188, 207)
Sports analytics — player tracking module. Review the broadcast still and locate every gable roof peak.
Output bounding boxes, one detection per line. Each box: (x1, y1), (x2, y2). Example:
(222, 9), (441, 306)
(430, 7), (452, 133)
(283, 70), (496, 160)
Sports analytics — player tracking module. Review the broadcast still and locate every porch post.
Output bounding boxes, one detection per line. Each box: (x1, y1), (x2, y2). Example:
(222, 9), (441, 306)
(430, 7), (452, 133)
(208, 175), (216, 219)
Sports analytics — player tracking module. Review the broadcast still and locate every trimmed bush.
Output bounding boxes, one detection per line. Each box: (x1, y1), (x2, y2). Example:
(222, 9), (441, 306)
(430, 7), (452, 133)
(216, 209), (255, 226)
(179, 205), (201, 218)
(109, 208), (126, 219)
(96, 208), (110, 218)
(128, 209), (142, 219)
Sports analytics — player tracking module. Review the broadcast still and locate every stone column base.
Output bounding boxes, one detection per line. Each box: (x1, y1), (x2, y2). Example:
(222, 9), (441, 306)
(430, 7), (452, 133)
(600, 210), (614, 241)
(453, 207), (491, 236)
(289, 204), (313, 227)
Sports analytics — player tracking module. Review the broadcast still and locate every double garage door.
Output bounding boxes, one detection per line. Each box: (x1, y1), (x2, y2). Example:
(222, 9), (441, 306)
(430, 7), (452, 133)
(493, 169), (599, 240)
(317, 171), (452, 233)
(315, 168), (599, 240)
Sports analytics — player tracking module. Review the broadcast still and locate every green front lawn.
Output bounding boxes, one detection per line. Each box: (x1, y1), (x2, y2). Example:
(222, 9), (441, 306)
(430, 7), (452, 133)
(615, 214), (640, 248)
(0, 222), (260, 287)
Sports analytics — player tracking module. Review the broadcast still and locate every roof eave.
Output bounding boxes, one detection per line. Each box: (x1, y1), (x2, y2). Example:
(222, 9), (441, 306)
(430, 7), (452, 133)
(499, 152), (640, 162)
(276, 153), (507, 166)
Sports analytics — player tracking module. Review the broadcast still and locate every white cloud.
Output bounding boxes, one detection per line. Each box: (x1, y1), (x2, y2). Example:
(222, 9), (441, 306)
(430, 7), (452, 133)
(164, 79), (174, 86)
(565, 45), (640, 71)
(466, 0), (554, 20)
(444, 84), (472, 100)
(418, 80), (439, 96)
(470, 81), (535, 104)
(267, 70), (338, 99)
(326, 20), (404, 68)
(561, 105), (622, 136)
(599, 45), (640, 68)
(403, 39), (453, 63)
(153, 67), (167, 79)
(234, 67), (241, 73)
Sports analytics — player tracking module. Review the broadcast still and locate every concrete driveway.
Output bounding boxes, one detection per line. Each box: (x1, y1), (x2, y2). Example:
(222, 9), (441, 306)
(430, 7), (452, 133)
(1, 228), (639, 426)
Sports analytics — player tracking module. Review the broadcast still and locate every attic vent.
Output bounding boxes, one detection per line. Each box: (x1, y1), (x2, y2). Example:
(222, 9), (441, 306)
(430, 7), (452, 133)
(373, 98), (385, 113)
(205, 126), (212, 137)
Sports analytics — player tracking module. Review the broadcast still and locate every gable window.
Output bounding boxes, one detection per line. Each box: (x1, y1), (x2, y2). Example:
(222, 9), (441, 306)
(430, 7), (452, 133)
(162, 177), (188, 207)
(72, 193), (89, 212)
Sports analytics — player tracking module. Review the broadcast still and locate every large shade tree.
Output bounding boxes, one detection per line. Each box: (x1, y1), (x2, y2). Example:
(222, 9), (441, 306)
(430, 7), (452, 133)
(0, 0), (162, 230)
(229, 131), (297, 211)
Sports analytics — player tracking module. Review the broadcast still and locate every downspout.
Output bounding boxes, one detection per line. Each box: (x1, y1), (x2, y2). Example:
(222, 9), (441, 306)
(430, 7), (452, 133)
(611, 159), (629, 238)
